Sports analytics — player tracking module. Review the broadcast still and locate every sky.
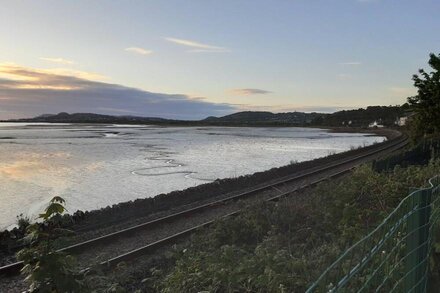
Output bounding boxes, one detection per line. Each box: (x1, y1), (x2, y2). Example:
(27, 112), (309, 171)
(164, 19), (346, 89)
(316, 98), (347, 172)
(0, 0), (439, 120)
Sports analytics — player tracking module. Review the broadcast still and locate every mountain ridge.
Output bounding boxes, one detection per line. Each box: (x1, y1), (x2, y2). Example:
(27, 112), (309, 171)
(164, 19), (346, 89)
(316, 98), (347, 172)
(4, 105), (408, 127)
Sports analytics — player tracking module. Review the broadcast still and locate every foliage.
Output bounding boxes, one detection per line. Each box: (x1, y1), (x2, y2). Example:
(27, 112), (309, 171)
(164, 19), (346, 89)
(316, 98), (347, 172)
(407, 53), (440, 139)
(373, 137), (440, 172)
(16, 196), (83, 292)
(16, 214), (31, 231)
(81, 264), (127, 293)
(16, 196), (127, 292)
(148, 160), (440, 292)
(311, 105), (406, 127)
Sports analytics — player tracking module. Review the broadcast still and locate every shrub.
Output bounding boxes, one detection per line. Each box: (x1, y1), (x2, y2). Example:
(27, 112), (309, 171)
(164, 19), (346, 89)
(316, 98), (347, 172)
(151, 160), (440, 292)
(16, 196), (83, 292)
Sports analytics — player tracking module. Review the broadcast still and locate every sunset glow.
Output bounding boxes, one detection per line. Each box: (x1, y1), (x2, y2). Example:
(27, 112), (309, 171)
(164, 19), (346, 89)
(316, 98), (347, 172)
(0, 1), (437, 118)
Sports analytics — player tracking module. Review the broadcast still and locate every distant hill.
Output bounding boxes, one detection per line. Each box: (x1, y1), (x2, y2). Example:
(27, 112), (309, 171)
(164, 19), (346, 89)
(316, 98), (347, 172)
(7, 105), (409, 127)
(204, 105), (409, 127)
(204, 111), (323, 125)
(11, 111), (322, 126)
(12, 112), (173, 124)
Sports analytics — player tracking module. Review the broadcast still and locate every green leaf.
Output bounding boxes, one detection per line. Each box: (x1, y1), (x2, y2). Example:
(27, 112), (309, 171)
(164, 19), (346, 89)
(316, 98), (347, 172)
(50, 196), (66, 204)
(42, 202), (65, 219)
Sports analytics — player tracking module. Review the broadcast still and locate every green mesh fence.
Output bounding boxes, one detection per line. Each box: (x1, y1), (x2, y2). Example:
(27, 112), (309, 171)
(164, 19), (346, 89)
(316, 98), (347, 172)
(306, 176), (440, 293)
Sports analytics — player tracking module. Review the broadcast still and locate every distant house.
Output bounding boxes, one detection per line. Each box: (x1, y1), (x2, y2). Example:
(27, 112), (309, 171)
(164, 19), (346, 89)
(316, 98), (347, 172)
(368, 120), (384, 128)
(396, 117), (408, 126)
(395, 113), (415, 126)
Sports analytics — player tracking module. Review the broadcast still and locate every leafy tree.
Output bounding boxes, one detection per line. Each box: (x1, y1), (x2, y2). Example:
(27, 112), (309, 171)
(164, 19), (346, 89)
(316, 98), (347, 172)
(408, 53), (440, 138)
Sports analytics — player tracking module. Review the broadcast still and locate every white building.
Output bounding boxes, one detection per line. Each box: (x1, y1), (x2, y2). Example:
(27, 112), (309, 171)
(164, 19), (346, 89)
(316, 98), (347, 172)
(368, 120), (384, 128)
(396, 116), (408, 126)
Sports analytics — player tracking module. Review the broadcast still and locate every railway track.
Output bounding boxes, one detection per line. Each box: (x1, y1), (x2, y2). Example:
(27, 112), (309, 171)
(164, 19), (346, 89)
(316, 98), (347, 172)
(0, 133), (408, 280)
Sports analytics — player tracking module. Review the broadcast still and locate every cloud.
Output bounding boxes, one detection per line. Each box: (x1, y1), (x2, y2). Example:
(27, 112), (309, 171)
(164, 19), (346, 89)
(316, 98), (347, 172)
(228, 88), (272, 96)
(339, 62), (362, 65)
(125, 47), (153, 55)
(45, 68), (108, 81)
(0, 63), (235, 120)
(0, 63), (107, 82)
(40, 57), (75, 65)
(164, 37), (229, 53)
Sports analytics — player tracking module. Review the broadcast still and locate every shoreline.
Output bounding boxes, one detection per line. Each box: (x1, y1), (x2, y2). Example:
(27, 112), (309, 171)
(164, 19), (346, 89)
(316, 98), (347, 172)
(0, 127), (395, 231)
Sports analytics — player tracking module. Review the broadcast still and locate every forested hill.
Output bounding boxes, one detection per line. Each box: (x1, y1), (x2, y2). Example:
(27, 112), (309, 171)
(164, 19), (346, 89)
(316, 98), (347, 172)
(205, 105), (409, 127)
(203, 111), (322, 125)
(7, 105), (409, 127)
(311, 105), (408, 127)
(11, 112), (176, 124)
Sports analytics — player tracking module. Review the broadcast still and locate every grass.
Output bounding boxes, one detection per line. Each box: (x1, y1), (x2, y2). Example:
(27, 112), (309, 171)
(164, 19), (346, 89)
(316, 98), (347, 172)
(135, 159), (440, 292)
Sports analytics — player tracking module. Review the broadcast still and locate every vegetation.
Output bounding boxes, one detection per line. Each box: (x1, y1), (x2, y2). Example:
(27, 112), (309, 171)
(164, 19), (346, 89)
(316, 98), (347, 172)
(139, 159), (440, 292)
(407, 53), (440, 139)
(312, 105), (407, 127)
(16, 214), (31, 231)
(203, 111), (321, 125)
(17, 196), (82, 292)
(373, 136), (440, 172)
(16, 197), (124, 293)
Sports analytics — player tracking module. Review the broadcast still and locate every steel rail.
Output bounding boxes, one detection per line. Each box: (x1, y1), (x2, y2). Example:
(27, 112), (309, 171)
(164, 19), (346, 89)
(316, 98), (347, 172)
(0, 134), (408, 276)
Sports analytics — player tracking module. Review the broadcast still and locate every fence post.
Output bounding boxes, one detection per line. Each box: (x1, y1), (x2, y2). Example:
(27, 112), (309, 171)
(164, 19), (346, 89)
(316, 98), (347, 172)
(418, 189), (432, 292)
(404, 188), (432, 292)
(405, 189), (421, 292)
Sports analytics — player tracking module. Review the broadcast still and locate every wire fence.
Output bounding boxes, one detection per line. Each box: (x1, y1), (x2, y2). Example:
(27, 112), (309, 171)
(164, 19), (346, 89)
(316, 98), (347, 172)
(306, 176), (440, 293)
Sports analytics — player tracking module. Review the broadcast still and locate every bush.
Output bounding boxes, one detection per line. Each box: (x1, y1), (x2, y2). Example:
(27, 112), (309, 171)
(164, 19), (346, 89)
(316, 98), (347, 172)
(149, 160), (440, 292)
(17, 197), (83, 292)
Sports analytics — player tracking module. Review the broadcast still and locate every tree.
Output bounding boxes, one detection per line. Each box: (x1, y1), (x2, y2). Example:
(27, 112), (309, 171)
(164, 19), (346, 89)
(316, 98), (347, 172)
(407, 53), (440, 138)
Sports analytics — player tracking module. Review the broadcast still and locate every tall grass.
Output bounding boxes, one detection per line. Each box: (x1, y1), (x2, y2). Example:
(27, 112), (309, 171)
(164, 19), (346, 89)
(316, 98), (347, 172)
(146, 160), (440, 292)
